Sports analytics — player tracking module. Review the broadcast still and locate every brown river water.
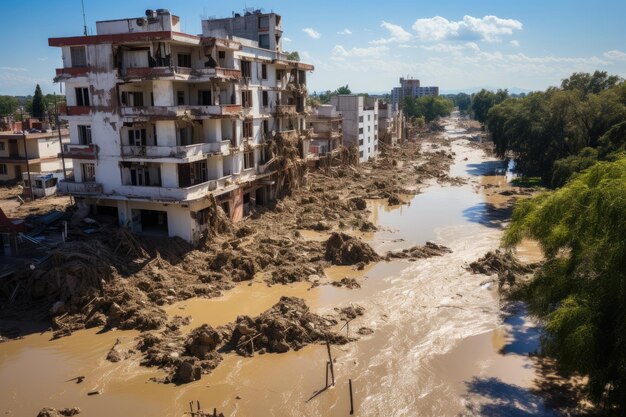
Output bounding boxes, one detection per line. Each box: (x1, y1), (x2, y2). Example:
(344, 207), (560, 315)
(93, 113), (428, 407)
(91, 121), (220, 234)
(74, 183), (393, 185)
(0, 114), (554, 417)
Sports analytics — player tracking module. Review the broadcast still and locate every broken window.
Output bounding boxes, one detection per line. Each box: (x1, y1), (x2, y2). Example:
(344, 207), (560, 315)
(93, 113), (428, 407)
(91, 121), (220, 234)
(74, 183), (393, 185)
(241, 60), (251, 78)
(178, 161), (208, 187)
(77, 125), (92, 145)
(276, 70), (284, 83)
(75, 87), (90, 106)
(261, 63), (268, 80)
(177, 53), (192, 68)
(218, 50), (226, 67)
(70, 46), (87, 68)
(81, 163), (96, 182)
(259, 35), (270, 50)
(241, 90), (253, 108)
(262, 91), (269, 107)
(198, 90), (212, 106)
(121, 91), (143, 107)
(177, 91), (185, 106)
(128, 163), (161, 186)
(244, 151), (254, 169)
(128, 128), (147, 146)
(243, 120), (253, 138)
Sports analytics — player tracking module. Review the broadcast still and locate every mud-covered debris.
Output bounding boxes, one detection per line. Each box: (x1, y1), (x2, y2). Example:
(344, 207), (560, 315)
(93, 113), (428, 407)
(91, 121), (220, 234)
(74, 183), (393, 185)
(387, 195), (402, 206)
(386, 242), (452, 260)
(37, 408), (80, 417)
(467, 250), (537, 290)
(325, 233), (380, 265)
(106, 338), (129, 363)
(357, 327), (374, 335)
(350, 197), (367, 210)
(331, 278), (361, 289)
(227, 296), (346, 356)
(336, 305), (365, 320)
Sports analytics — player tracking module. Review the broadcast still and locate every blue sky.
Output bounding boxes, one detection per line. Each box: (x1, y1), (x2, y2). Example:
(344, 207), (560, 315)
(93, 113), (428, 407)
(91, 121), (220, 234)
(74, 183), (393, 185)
(1, 0), (625, 96)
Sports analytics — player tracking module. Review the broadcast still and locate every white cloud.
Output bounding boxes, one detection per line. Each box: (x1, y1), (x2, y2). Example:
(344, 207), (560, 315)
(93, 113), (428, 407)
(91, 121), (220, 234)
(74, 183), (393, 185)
(0, 67), (28, 72)
(510, 40), (520, 47)
(337, 29), (352, 35)
(302, 28), (321, 39)
(371, 21), (413, 44)
(412, 15), (523, 42)
(332, 45), (389, 58)
(604, 50), (626, 61)
(283, 37), (292, 43)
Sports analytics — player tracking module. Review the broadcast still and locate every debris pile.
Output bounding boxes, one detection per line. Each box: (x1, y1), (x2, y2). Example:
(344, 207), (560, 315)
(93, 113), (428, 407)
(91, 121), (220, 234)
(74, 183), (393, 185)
(467, 250), (537, 290)
(325, 233), (380, 266)
(36, 408), (80, 417)
(386, 242), (452, 260)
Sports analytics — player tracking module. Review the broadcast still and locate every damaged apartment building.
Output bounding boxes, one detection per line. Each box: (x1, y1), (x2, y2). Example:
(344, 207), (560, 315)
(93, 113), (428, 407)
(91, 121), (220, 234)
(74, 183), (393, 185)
(49, 8), (313, 243)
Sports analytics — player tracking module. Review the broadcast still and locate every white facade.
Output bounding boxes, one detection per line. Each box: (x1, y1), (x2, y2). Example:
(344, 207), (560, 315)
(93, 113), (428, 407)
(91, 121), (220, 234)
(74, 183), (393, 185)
(50, 9), (312, 243)
(330, 95), (379, 163)
(390, 78), (439, 107)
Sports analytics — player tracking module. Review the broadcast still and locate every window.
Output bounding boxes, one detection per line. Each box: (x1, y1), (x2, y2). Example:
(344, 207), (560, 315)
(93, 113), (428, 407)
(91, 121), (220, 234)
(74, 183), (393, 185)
(358, 116), (363, 123)
(77, 125), (92, 145)
(258, 15), (270, 29)
(359, 151), (363, 158)
(358, 127), (363, 134)
(259, 34), (270, 50)
(241, 90), (253, 108)
(121, 91), (143, 107)
(177, 53), (192, 68)
(368, 126), (371, 132)
(368, 115), (371, 121)
(218, 51), (226, 67)
(0, 141), (4, 151)
(128, 128), (147, 146)
(81, 163), (96, 182)
(70, 46), (87, 67)
(261, 63), (268, 80)
(241, 60), (251, 78)
(177, 91), (185, 106)
(243, 120), (253, 138)
(276, 69), (284, 82)
(262, 91), (269, 107)
(244, 151), (254, 169)
(0, 164), (7, 175)
(75, 87), (89, 106)
(358, 139), (363, 146)
(198, 90), (211, 106)
(262, 120), (269, 135)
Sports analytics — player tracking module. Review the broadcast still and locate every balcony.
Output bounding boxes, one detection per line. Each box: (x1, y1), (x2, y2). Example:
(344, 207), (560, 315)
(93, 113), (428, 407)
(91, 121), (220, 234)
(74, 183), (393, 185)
(274, 105), (297, 117)
(62, 143), (97, 160)
(276, 130), (299, 140)
(120, 105), (241, 119)
(310, 131), (342, 140)
(115, 176), (236, 202)
(121, 141), (231, 160)
(192, 67), (242, 80)
(55, 67), (88, 79)
(65, 106), (91, 116)
(58, 180), (103, 196)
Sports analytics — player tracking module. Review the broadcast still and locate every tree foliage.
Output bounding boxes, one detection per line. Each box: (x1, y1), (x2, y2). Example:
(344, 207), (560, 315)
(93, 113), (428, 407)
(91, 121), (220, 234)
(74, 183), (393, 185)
(486, 73), (626, 184)
(313, 85), (353, 105)
(286, 51), (300, 62)
(31, 84), (45, 120)
(505, 157), (626, 411)
(403, 95), (453, 123)
(470, 88), (509, 125)
(0, 95), (19, 116)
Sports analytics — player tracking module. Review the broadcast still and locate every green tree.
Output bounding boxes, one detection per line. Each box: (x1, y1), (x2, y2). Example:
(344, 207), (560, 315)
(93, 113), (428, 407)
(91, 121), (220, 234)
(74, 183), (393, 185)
(286, 51), (300, 61)
(505, 157), (626, 411)
(0, 95), (19, 116)
(336, 85), (351, 95)
(561, 70), (621, 97)
(31, 84), (45, 120)
(404, 96), (453, 123)
(471, 89), (508, 125)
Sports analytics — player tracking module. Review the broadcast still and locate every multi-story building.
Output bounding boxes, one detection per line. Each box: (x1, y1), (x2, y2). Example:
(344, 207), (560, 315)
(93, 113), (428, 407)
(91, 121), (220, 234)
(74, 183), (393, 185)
(377, 102), (404, 147)
(48, 9), (313, 243)
(391, 77), (439, 108)
(331, 95), (378, 163)
(0, 130), (69, 183)
(307, 105), (343, 157)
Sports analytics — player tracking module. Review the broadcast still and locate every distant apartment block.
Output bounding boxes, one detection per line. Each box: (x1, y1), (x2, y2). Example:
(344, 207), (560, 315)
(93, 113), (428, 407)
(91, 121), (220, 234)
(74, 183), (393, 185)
(330, 95), (378, 163)
(48, 8), (313, 243)
(0, 130), (70, 182)
(391, 78), (439, 108)
(377, 102), (404, 147)
(306, 105), (343, 157)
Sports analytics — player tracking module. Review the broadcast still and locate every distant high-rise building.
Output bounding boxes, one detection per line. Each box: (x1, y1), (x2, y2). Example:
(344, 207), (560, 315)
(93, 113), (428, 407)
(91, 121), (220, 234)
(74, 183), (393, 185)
(391, 77), (439, 108)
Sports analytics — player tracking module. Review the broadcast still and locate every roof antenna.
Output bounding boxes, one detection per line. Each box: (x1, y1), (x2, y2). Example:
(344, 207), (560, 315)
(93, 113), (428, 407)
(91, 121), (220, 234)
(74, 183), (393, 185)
(81, 0), (88, 36)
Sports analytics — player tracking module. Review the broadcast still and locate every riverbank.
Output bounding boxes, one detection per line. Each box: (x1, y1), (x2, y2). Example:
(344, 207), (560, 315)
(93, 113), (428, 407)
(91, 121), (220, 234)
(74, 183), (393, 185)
(0, 113), (564, 416)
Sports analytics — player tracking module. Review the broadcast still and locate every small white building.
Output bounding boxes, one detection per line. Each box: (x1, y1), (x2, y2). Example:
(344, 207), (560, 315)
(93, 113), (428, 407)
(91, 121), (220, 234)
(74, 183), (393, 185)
(0, 130), (70, 183)
(330, 95), (378, 163)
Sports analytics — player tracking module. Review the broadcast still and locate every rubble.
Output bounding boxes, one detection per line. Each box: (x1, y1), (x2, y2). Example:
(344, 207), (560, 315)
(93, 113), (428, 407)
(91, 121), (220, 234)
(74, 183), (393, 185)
(467, 250), (538, 290)
(386, 242), (452, 260)
(36, 408), (80, 417)
(325, 233), (380, 265)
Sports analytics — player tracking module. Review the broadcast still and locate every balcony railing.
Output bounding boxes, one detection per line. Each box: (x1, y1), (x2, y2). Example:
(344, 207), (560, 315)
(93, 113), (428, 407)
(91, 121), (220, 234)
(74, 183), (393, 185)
(58, 180), (103, 195)
(121, 141), (231, 159)
(192, 67), (242, 80)
(122, 66), (241, 81)
(62, 143), (97, 159)
(55, 67), (88, 78)
(65, 106), (91, 116)
(120, 105), (241, 118)
(115, 176), (235, 202)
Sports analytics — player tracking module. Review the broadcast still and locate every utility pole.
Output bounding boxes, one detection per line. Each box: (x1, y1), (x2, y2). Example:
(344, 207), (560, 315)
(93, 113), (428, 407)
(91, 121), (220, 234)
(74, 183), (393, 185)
(19, 108), (34, 201)
(81, 0), (88, 36)
(54, 93), (67, 179)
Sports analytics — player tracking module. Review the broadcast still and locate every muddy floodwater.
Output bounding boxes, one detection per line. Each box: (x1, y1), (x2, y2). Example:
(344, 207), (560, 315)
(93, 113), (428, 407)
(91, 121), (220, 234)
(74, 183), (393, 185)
(0, 115), (553, 416)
